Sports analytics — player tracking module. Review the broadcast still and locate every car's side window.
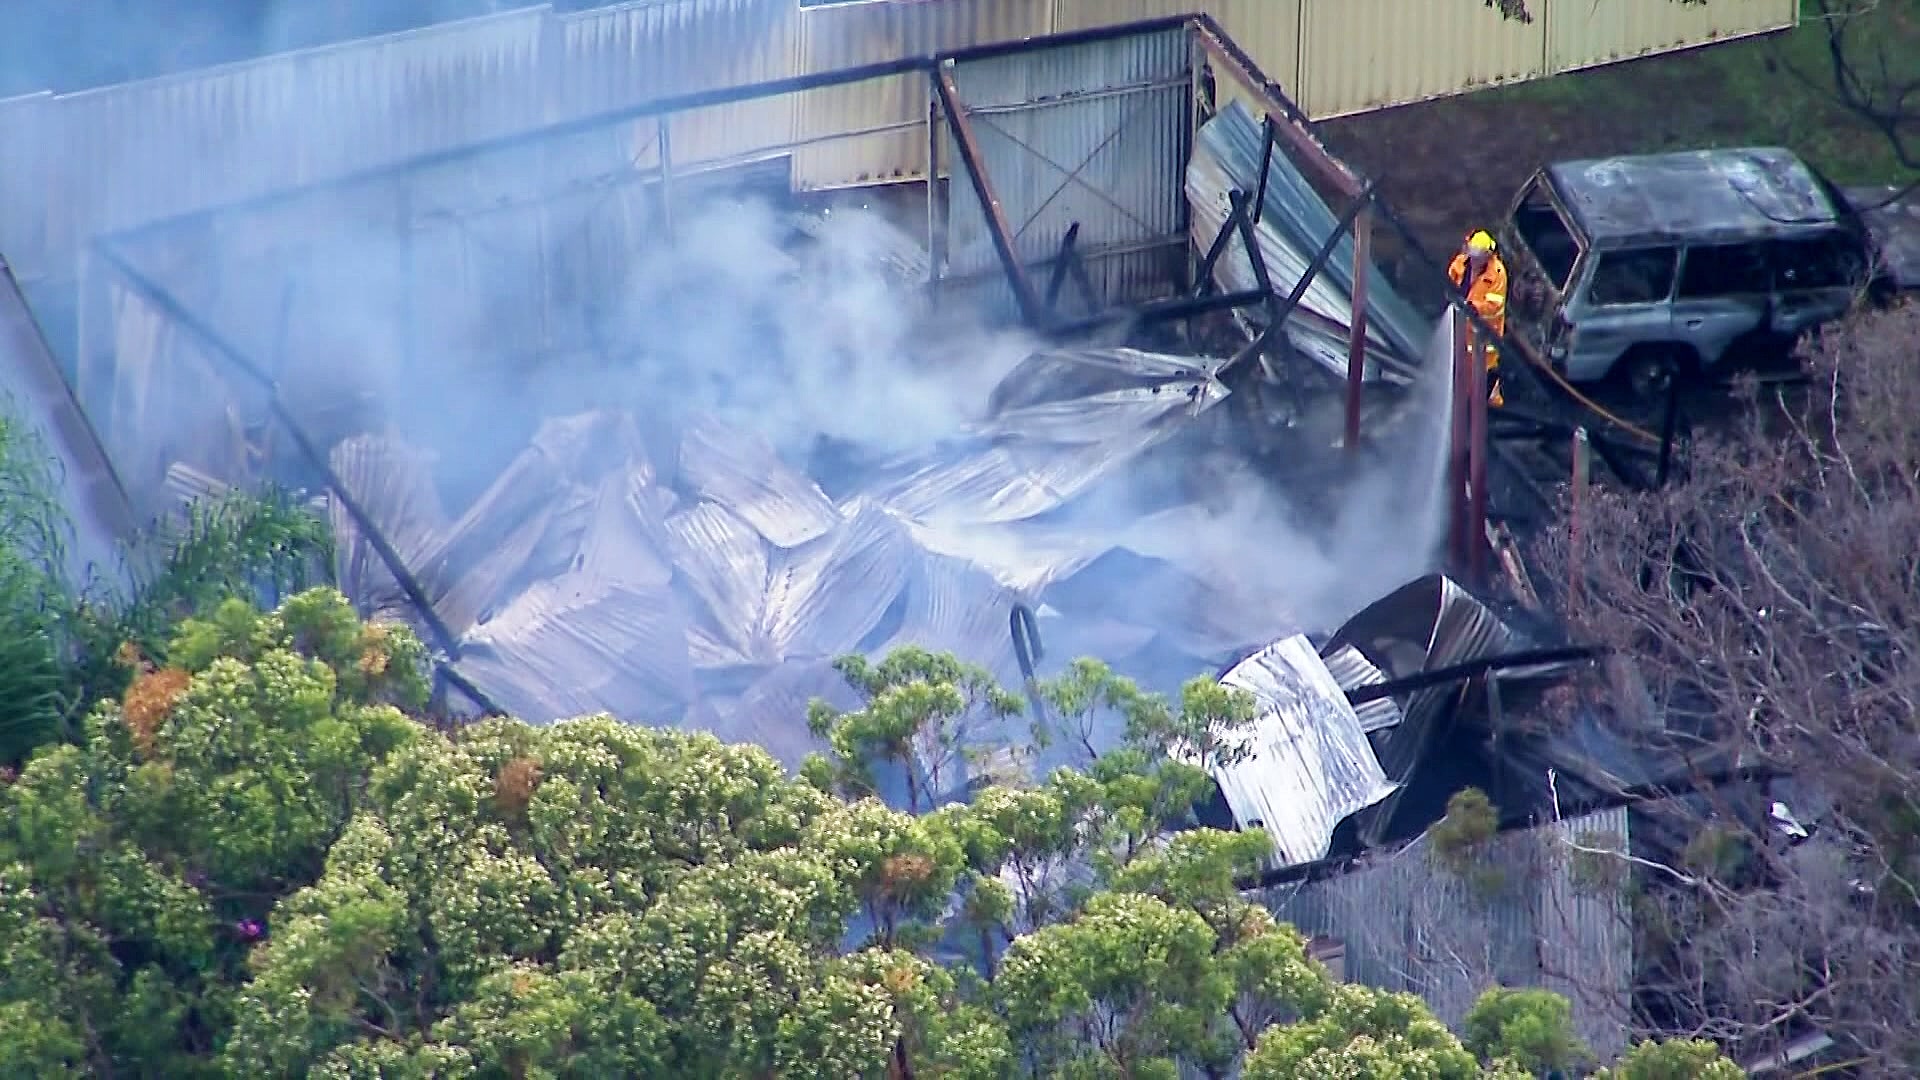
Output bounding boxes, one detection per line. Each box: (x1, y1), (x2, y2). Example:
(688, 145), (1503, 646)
(1769, 231), (1867, 291)
(1676, 242), (1771, 298)
(1587, 247), (1679, 306)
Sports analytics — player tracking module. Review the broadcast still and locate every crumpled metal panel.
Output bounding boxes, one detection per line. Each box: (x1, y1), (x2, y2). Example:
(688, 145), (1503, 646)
(679, 414), (842, 548)
(1328, 573), (1516, 845)
(665, 496), (915, 668)
(898, 517), (1106, 597)
(891, 550), (1022, 679)
(863, 347), (1230, 526)
(327, 433), (449, 621)
(1189, 100), (1427, 383)
(1320, 642), (1404, 734)
(456, 573), (696, 726)
(717, 659), (863, 770)
(1196, 633), (1399, 867)
(415, 410), (653, 636)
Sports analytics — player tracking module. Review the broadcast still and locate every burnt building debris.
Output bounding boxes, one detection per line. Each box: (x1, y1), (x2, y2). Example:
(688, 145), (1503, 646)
(19, 14), (1705, 1052)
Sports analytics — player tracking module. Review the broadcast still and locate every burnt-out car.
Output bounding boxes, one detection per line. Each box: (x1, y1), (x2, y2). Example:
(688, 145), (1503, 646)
(1499, 147), (1915, 396)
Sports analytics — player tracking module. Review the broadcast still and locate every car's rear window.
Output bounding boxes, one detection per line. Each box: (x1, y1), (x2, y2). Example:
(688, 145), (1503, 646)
(1512, 176), (1580, 291)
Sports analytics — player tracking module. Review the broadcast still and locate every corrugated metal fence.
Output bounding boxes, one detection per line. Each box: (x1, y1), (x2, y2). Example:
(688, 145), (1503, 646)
(0, 0), (1797, 285)
(1264, 805), (1635, 1059)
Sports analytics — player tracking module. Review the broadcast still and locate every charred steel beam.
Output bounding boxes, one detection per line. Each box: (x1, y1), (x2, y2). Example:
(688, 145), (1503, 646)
(93, 241), (507, 718)
(1009, 604), (1048, 729)
(1043, 221), (1081, 313)
(1045, 287), (1269, 338)
(112, 15), (1201, 248)
(1230, 189), (1276, 299)
(933, 63), (1046, 327)
(1191, 188), (1253, 299)
(1343, 645), (1603, 707)
(1251, 115), (1277, 225)
(1344, 208), (1371, 452)
(1190, 19), (1362, 201)
(1657, 366), (1684, 488)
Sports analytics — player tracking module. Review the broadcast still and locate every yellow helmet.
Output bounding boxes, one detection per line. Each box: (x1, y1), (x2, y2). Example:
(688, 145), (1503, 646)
(1467, 230), (1497, 254)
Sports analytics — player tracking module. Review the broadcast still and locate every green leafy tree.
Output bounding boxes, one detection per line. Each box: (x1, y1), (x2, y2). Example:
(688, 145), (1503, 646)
(0, 400), (333, 765)
(1, 589), (1749, 1077)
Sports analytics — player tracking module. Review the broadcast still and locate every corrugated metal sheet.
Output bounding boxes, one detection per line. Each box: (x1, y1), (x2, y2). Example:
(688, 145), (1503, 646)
(0, 94), (52, 275)
(1538, 805), (1633, 1060)
(1265, 805), (1632, 1044)
(1321, 643), (1404, 733)
(45, 9), (547, 265)
(1297, 0), (1546, 119)
(944, 28), (1191, 316)
(1200, 634), (1398, 867)
(792, 0), (1052, 190)
(1189, 101), (1427, 382)
(558, 0), (798, 174)
(1326, 573), (1517, 846)
(1547, 0), (1797, 75)
(1051, 0), (1303, 92)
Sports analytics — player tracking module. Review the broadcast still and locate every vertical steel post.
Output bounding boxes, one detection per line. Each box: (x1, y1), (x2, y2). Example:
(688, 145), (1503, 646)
(1469, 336), (1491, 586)
(1571, 427), (1591, 613)
(927, 93), (944, 286)
(658, 117), (675, 244)
(1449, 310), (1472, 569)
(1344, 207), (1372, 452)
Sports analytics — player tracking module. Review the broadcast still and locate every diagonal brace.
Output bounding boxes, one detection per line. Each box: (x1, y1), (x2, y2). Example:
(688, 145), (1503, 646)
(933, 63), (1046, 326)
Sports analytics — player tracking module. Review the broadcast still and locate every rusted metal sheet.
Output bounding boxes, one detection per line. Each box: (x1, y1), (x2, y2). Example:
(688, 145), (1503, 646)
(943, 27), (1191, 317)
(1297, 0), (1545, 119)
(792, 0), (1052, 190)
(1546, 0), (1797, 75)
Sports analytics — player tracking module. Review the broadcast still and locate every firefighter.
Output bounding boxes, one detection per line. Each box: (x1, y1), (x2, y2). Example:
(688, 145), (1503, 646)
(1448, 230), (1508, 408)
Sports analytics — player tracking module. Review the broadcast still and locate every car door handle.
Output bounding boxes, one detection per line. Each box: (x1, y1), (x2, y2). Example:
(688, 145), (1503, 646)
(1683, 318), (1705, 329)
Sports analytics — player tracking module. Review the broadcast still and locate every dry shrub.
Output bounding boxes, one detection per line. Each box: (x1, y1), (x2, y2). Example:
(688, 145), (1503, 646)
(1534, 302), (1920, 1066)
(122, 667), (190, 756)
(493, 756), (542, 818)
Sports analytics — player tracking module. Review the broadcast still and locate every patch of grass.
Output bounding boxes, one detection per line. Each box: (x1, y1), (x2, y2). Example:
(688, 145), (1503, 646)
(1492, 0), (1919, 183)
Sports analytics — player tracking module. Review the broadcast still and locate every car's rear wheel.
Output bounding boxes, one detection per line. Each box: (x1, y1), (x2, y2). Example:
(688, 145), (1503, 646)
(1614, 344), (1694, 399)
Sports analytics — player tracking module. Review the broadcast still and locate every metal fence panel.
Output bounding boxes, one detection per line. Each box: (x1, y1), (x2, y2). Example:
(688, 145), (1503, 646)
(1296, 0), (1547, 119)
(1545, 0), (1797, 75)
(1265, 806), (1633, 1041)
(944, 27), (1191, 318)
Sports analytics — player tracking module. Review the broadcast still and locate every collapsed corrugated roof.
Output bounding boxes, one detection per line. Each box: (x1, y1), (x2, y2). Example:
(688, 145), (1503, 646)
(1190, 634), (1399, 867)
(1327, 574), (1517, 846)
(861, 347), (1230, 526)
(1188, 101), (1427, 385)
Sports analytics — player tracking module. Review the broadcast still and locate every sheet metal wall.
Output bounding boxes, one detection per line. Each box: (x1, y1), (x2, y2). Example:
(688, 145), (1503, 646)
(1547, 0), (1800, 74)
(944, 28), (1191, 317)
(43, 10), (548, 277)
(557, 0), (798, 178)
(7, 0), (1799, 289)
(791, 0), (1052, 191)
(1296, 0), (1547, 119)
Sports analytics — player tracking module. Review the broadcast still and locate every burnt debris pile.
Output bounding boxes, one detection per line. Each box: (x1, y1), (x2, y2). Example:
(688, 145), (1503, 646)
(326, 346), (1294, 771)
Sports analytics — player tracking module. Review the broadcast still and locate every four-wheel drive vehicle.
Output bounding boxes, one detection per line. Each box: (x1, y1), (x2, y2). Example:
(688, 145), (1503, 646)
(1499, 147), (1918, 396)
